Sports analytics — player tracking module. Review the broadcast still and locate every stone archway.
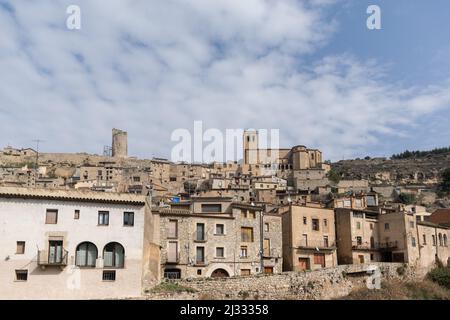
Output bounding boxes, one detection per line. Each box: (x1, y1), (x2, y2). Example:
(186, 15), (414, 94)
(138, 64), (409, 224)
(211, 268), (230, 278)
(205, 263), (234, 278)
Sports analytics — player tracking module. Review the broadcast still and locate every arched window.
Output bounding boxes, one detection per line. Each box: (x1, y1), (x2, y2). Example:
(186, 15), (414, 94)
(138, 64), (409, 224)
(75, 242), (98, 267)
(444, 234), (448, 247)
(103, 242), (125, 268)
(438, 233), (443, 246)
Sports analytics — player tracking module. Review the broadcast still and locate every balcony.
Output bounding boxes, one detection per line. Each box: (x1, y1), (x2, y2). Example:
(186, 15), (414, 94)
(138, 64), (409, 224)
(193, 258), (207, 266)
(352, 241), (398, 251)
(37, 249), (68, 267)
(298, 240), (336, 251)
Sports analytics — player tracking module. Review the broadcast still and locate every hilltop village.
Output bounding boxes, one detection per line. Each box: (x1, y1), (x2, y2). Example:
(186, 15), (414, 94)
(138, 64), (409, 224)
(0, 129), (449, 299)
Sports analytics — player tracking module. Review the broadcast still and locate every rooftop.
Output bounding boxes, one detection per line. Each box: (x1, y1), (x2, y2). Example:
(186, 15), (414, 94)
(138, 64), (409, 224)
(0, 187), (146, 205)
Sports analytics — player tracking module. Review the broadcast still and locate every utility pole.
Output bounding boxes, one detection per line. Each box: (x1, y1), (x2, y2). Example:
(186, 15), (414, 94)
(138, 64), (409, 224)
(32, 139), (44, 187)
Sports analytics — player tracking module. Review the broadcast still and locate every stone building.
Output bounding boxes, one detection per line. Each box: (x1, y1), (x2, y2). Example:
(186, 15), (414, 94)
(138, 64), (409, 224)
(154, 197), (282, 279)
(0, 187), (160, 299)
(112, 128), (128, 158)
(282, 205), (337, 272)
(335, 208), (450, 268)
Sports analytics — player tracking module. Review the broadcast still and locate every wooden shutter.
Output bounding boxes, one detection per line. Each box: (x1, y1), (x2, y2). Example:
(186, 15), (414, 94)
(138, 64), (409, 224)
(45, 210), (58, 224)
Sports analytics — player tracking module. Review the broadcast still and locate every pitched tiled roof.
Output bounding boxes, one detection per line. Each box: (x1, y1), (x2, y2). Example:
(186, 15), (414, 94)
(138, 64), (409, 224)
(0, 187), (146, 205)
(428, 209), (450, 225)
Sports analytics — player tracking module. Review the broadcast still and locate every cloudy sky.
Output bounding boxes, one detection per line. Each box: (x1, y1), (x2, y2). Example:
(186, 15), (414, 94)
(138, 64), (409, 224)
(1, 0), (450, 162)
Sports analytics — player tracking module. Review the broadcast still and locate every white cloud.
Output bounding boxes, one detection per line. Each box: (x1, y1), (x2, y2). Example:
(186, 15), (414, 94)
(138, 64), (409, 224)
(0, 0), (449, 161)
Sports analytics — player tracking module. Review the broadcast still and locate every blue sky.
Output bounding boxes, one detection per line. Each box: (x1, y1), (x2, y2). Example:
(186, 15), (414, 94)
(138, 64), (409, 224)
(0, 0), (449, 162)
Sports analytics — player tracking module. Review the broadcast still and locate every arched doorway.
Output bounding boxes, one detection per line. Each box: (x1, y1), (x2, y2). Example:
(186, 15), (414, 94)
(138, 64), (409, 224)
(211, 268), (230, 278)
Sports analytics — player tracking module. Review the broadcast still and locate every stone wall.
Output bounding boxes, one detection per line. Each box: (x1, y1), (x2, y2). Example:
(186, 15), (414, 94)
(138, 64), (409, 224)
(145, 263), (427, 300)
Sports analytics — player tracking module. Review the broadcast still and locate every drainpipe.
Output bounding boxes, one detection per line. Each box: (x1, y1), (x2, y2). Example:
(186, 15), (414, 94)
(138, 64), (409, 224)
(260, 209), (264, 274)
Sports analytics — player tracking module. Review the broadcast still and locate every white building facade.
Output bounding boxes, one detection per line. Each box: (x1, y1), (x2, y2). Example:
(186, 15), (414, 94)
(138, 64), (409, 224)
(0, 187), (152, 299)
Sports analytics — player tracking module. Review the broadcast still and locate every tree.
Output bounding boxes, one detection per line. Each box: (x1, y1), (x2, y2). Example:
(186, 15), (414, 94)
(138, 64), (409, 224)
(439, 167), (450, 194)
(398, 193), (416, 205)
(328, 169), (341, 184)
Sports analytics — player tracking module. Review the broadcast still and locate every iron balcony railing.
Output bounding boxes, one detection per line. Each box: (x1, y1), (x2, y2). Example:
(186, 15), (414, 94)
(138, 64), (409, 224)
(37, 249), (69, 266)
(351, 241), (398, 251)
(298, 239), (336, 250)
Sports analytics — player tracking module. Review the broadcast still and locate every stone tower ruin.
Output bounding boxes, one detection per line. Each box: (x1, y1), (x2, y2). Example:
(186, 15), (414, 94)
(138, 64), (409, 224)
(112, 128), (128, 158)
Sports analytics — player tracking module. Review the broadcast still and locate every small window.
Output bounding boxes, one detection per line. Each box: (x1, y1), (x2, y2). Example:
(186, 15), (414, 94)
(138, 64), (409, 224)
(303, 217), (307, 225)
(216, 247), (225, 258)
(123, 212), (134, 226)
(432, 235), (436, 246)
(102, 270), (116, 281)
(411, 237), (416, 247)
(215, 224), (225, 235)
(312, 219), (319, 231)
(264, 223), (269, 232)
(15, 270), (28, 281)
(370, 223), (374, 230)
(98, 211), (109, 226)
(201, 204), (221, 213)
(241, 269), (251, 276)
(16, 241), (25, 254)
(384, 223), (390, 230)
(45, 209), (58, 224)
(323, 219), (328, 227)
(356, 221), (361, 230)
(410, 221), (415, 228)
(74, 210), (80, 220)
(356, 236), (362, 245)
(241, 227), (254, 242)
(240, 246), (248, 258)
(197, 269), (202, 275)
(422, 234), (427, 245)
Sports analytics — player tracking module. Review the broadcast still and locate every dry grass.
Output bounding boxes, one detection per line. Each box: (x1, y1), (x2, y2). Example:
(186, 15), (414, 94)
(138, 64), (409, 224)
(340, 280), (450, 300)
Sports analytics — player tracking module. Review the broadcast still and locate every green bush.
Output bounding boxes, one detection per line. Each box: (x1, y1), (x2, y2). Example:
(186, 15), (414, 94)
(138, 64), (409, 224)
(427, 266), (450, 289)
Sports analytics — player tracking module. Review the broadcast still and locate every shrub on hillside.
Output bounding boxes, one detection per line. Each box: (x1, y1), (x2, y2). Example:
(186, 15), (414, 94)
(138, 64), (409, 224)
(427, 266), (450, 289)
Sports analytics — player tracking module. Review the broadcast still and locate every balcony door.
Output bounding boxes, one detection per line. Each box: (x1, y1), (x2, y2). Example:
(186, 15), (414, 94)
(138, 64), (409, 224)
(48, 241), (63, 264)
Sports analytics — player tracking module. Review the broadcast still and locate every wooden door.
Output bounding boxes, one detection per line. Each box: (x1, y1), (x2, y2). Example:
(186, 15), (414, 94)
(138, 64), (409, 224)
(298, 258), (310, 271)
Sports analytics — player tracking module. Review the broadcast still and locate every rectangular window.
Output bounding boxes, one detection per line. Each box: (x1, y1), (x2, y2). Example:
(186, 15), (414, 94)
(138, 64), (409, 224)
(98, 211), (109, 225)
(240, 246), (248, 258)
(167, 242), (178, 263)
(410, 221), (415, 228)
(215, 224), (224, 235)
(196, 223), (205, 241)
(263, 239), (271, 256)
(412, 237), (416, 247)
(241, 269), (251, 276)
(15, 270), (28, 281)
(370, 223), (374, 230)
(123, 212), (134, 226)
(45, 209), (58, 224)
(312, 219), (320, 231)
(168, 220), (178, 238)
(102, 270), (116, 281)
(264, 223), (269, 232)
(356, 221), (361, 230)
(201, 204), (221, 213)
(241, 227), (254, 242)
(16, 241), (25, 254)
(74, 210), (80, 220)
(432, 235), (436, 246)
(196, 247), (205, 264)
(422, 234), (427, 245)
(323, 236), (329, 247)
(384, 223), (390, 230)
(216, 247), (224, 258)
(356, 236), (362, 245)
(302, 234), (308, 246)
(323, 219), (328, 227)
(303, 217), (307, 225)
